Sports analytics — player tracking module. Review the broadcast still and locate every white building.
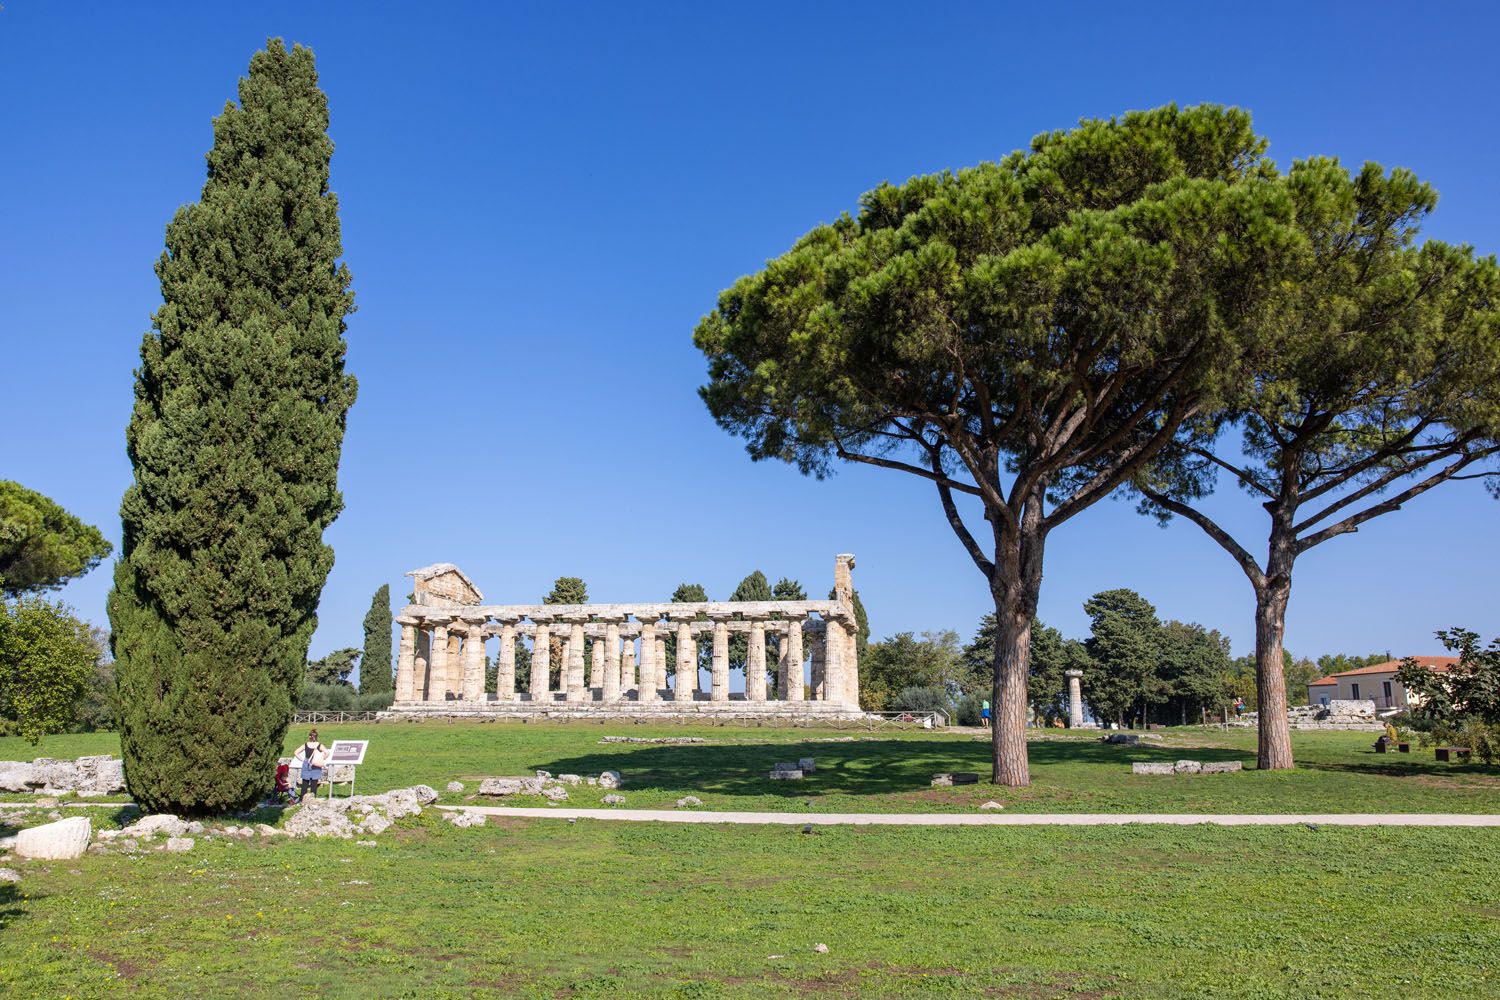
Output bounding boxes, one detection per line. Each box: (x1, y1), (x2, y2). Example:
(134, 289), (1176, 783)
(1307, 656), (1457, 711)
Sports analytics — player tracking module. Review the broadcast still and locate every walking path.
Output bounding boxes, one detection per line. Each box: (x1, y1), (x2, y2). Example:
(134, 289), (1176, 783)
(437, 805), (1500, 827)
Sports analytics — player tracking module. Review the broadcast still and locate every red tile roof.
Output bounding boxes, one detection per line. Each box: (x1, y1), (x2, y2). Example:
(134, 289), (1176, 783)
(1318, 656), (1457, 680)
(1309, 677), (1337, 687)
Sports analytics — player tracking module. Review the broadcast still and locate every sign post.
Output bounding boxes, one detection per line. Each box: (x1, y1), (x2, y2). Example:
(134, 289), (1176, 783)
(325, 740), (369, 798)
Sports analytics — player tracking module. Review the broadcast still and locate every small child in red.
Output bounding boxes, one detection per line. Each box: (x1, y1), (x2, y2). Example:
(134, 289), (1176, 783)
(273, 762), (294, 804)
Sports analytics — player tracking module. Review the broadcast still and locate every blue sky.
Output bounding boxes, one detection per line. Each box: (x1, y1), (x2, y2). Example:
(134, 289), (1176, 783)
(3, 2), (1497, 675)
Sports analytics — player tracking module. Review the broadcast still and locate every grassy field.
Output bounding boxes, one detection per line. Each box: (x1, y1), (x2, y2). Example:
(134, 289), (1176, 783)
(2, 723), (1498, 997)
(1, 817), (1496, 998)
(3, 722), (1497, 814)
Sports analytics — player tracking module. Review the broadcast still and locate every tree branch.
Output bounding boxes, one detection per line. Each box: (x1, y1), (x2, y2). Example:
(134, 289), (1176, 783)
(1295, 451), (1494, 553)
(931, 449), (996, 578)
(1139, 486), (1266, 589)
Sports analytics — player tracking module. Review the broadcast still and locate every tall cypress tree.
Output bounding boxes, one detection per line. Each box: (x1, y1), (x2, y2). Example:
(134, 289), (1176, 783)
(360, 584), (392, 695)
(108, 40), (356, 814)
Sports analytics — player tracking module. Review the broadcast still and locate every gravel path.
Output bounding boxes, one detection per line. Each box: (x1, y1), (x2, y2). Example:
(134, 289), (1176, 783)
(437, 805), (1500, 827)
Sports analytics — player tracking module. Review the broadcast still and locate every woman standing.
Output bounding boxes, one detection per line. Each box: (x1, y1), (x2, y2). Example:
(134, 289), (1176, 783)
(292, 730), (330, 798)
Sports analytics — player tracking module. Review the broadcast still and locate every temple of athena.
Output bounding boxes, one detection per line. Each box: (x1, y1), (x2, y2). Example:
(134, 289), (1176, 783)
(384, 554), (868, 719)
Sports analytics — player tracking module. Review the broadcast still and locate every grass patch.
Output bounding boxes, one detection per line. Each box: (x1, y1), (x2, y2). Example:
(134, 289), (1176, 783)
(2, 723), (1496, 815)
(0, 820), (1495, 997)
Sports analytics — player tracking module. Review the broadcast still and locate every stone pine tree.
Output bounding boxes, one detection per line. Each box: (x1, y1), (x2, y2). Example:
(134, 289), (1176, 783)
(360, 584), (392, 695)
(1132, 159), (1500, 769)
(696, 105), (1297, 785)
(108, 40), (357, 814)
(0, 481), (113, 597)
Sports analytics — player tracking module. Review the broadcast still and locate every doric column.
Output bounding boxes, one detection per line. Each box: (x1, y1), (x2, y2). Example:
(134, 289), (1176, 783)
(415, 627), (431, 701)
(530, 618), (552, 701)
(810, 627), (825, 701)
(747, 618), (767, 702)
(654, 636), (666, 687)
(566, 619), (587, 702)
(602, 619), (622, 703)
(395, 617), (417, 702)
(461, 619), (486, 702)
(446, 630), (463, 698)
(589, 637), (604, 691)
(638, 616), (658, 703)
(711, 617), (730, 702)
(775, 624), (790, 700)
(430, 622), (451, 702)
(843, 620), (860, 707)
(496, 619), (517, 700)
(1066, 669), (1084, 727)
(621, 638), (637, 693)
(674, 618), (695, 703)
(785, 617), (804, 701)
(824, 617), (844, 705)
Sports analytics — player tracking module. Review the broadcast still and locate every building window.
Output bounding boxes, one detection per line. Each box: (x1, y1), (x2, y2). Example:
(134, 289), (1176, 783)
(1351, 682), (1360, 700)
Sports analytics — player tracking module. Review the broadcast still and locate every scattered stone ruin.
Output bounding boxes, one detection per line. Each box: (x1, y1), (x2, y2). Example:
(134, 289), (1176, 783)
(1233, 699), (1383, 732)
(384, 554), (866, 720)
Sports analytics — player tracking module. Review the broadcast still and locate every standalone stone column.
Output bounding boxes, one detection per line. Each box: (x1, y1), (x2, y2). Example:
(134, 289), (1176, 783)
(530, 621), (552, 701)
(430, 623), (450, 702)
(747, 619), (767, 702)
(823, 618), (844, 706)
(1066, 669), (1084, 728)
(566, 621), (587, 702)
(674, 620), (695, 703)
(589, 637), (604, 691)
(711, 619), (730, 702)
(810, 628), (825, 700)
(638, 618), (658, 703)
(496, 621), (517, 700)
(785, 617), (804, 701)
(395, 618), (417, 702)
(621, 639), (637, 693)
(602, 620), (622, 703)
(461, 620), (486, 702)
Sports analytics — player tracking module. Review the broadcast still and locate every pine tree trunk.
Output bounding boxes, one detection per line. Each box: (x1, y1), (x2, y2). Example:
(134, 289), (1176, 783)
(988, 522), (1045, 787)
(1254, 521), (1296, 770)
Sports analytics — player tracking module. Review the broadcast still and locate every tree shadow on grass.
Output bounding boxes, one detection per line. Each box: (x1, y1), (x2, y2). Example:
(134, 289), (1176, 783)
(1298, 755), (1500, 780)
(535, 736), (1256, 800)
(0, 884), (32, 931)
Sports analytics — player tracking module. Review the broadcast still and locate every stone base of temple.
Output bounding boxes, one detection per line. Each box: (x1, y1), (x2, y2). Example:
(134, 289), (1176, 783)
(380, 696), (867, 722)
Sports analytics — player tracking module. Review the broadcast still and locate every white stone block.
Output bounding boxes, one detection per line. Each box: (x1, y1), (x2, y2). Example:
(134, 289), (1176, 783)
(15, 816), (92, 860)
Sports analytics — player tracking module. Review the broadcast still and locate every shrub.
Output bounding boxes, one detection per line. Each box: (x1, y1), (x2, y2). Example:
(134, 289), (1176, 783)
(955, 694), (985, 727)
(889, 685), (953, 717)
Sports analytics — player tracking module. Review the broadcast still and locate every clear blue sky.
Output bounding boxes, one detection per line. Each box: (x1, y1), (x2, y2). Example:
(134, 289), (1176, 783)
(3, 2), (1497, 674)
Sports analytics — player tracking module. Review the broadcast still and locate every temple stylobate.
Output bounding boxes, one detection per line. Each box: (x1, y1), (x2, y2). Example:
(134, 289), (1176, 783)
(385, 554), (867, 719)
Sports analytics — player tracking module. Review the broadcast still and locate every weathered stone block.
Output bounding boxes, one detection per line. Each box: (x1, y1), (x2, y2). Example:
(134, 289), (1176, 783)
(769, 769), (804, 780)
(15, 816), (92, 860)
(598, 770), (622, 789)
(1131, 762), (1176, 775)
(1200, 761), (1243, 774)
(602, 794), (625, 805)
(1174, 760), (1202, 774)
(542, 785), (569, 801)
(164, 837), (194, 852)
(446, 781), (465, 793)
(798, 758), (816, 773)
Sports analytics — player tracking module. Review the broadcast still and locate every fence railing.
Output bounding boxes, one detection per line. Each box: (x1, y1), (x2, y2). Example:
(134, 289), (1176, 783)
(292, 710), (385, 724)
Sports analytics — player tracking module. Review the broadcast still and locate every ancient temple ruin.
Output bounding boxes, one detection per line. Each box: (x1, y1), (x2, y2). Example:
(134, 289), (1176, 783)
(385, 554), (866, 719)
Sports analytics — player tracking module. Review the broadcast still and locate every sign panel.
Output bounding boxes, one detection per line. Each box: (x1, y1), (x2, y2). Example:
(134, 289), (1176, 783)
(327, 739), (369, 766)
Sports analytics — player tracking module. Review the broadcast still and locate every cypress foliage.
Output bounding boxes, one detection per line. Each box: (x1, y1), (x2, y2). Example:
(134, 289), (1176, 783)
(360, 584), (392, 695)
(107, 40), (356, 814)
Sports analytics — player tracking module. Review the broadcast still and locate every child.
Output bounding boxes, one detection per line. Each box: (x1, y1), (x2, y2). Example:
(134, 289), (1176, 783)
(273, 761), (294, 804)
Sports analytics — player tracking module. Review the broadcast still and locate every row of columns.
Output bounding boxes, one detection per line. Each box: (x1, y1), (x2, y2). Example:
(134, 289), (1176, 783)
(394, 612), (858, 706)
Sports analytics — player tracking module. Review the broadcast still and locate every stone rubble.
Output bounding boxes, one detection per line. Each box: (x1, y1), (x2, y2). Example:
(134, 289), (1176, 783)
(675, 796), (703, 808)
(164, 837), (194, 853)
(446, 781), (465, 793)
(0, 867), (20, 883)
(980, 801), (1004, 810)
(598, 770), (622, 789)
(599, 736), (707, 745)
(444, 810), (486, 828)
(769, 768), (804, 780)
(797, 758), (816, 773)
(542, 786), (569, 802)
(601, 794), (625, 805)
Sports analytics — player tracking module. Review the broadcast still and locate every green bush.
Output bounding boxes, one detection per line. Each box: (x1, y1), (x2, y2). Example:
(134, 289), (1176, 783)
(889, 685), (953, 717)
(955, 694), (985, 726)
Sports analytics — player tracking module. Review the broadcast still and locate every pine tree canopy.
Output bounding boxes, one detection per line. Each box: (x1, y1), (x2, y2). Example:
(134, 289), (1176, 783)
(107, 39), (356, 815)
(0, 481), (113, 597)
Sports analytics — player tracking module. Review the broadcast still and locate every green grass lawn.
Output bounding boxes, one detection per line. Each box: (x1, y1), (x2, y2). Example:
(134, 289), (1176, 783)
(3, 722), (1497, 814)
(2, 724), (1498, 997)
(1, 818), (1496, 998)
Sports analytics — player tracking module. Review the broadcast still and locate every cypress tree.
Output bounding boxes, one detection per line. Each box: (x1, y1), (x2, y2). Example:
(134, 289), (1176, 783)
(360, 584), (392, 695)
(107, 40), (356, 814)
